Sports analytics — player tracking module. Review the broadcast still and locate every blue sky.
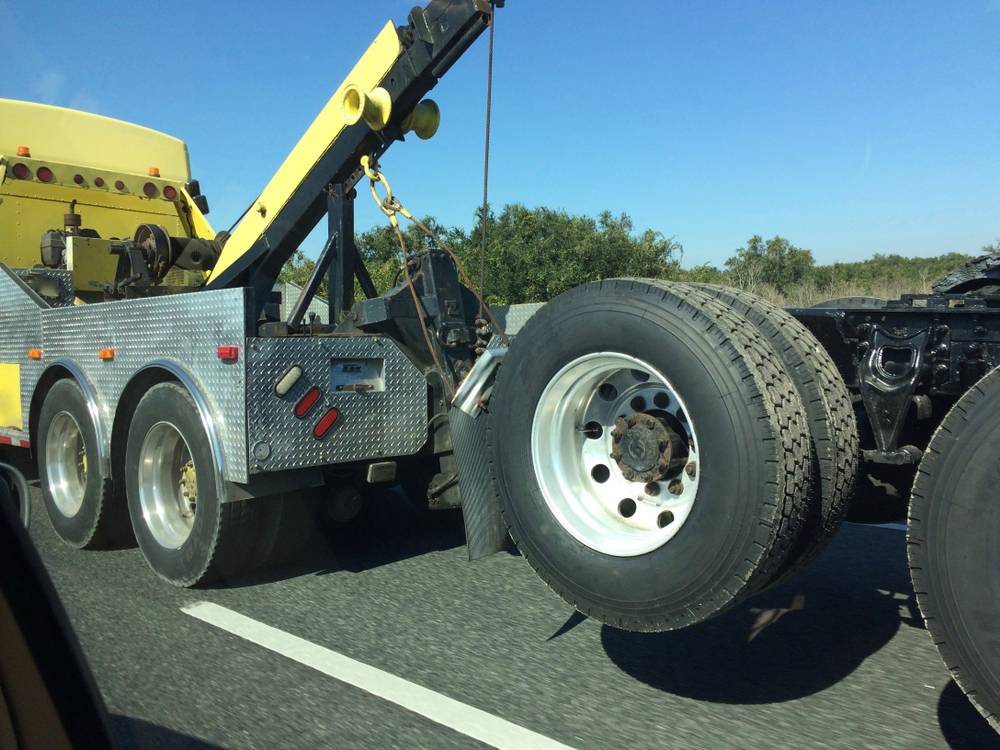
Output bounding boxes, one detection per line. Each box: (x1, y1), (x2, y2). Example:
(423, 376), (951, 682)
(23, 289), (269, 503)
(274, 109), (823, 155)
(3, 1), (999, 267)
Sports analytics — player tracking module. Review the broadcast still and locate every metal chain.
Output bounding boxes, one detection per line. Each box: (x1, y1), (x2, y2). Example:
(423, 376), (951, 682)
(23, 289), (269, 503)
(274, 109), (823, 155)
(478, 0), (497, 317)
(361, 155), (509, 347)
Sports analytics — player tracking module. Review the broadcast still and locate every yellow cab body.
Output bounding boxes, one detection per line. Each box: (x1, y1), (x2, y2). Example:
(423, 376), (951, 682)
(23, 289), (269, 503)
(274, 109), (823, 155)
(0, 98), (214, 283)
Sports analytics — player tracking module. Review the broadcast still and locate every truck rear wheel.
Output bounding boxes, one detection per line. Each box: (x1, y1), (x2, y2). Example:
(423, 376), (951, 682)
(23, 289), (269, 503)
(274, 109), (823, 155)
(125, 382), (277, 586)
(909, 365), (1000, 731)
(0, 462), (30, 528)
(689, 283), (858, 572)
(489, 279), (811, 631)
(37, 379), (126, 548)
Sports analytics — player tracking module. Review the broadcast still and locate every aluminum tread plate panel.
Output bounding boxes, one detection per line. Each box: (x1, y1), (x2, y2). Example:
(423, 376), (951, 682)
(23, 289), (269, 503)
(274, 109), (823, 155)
(14, 268), (74, 308)
(0, 269), (44, 432)
(40, 288), (250, 481)
(245, 336), (427, 472)
(492, 303), (543, 337)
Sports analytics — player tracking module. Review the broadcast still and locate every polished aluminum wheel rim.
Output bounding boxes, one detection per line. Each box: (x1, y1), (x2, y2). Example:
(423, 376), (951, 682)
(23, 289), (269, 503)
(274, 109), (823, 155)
(138, 421), (197, 549)
(45, 411), (88, 517)
(531, 353), (700, 556)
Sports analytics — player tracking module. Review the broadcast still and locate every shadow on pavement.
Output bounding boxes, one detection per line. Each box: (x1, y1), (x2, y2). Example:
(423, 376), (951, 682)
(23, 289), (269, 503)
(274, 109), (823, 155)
(218, 487), (470, 588)
(602, 524), (923, 704)
(937, 680), (997, 749)
(110, 714), (226, 749)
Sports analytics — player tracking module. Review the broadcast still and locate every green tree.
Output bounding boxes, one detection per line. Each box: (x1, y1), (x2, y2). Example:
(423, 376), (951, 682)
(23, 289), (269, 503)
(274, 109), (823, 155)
(466, 205), (681, 304)
(680, 263), (726, 284)
(725, 235), (814, 292)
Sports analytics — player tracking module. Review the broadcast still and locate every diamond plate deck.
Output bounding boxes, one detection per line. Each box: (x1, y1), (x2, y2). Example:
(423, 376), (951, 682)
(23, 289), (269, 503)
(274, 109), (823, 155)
(245, 335), (427, 473)
(493, 303), (543, 337)
(40, 288), (251, 481)
(13, 268), (74, 308)
(0, 267), (45, 433)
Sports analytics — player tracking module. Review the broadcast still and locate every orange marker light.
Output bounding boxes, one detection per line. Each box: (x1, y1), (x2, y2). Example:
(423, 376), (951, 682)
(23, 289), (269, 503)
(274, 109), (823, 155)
(148, 167), (160, 177)
(98, 347), (115, 361)
(27, 348), (43, 360)
(16, 145), (30, 157)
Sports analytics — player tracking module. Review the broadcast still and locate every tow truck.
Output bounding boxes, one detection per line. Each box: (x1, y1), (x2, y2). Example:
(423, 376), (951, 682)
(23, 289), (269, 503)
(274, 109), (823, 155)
(2, 0), (998, 733)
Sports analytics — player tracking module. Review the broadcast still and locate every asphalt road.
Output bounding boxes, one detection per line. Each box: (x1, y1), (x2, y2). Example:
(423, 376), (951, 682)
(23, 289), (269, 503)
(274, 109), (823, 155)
(25, 487), (998, 750)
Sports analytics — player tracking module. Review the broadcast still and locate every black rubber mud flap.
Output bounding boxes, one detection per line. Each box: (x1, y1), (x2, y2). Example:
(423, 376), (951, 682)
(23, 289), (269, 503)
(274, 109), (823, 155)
(450, 406), (509, 560)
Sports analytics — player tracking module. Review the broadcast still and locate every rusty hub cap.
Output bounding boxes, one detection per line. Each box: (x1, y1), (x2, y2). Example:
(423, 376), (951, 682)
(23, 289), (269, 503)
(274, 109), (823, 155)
(610, 413), (675, 483)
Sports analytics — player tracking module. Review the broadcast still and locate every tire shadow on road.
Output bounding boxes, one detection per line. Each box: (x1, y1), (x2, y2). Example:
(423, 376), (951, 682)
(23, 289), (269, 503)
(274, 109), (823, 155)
(937, 680), (997, 750)
(601, 523), (923, 705)
(215, 486), (472, 588)
(109, 714), (226, 749)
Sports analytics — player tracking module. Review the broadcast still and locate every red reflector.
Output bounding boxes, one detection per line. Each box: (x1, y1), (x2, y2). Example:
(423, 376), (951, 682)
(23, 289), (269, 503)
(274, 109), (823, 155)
(73, 174), (84, 185)
(36, 166), (54, 183)
(216, 345), (240, 362)
(94, 176), (105, 187)
(163, 185), (178, 200)
(114, 179), (125, 191)
(295, 387), (321, 418)
(143, 181), (158, 197)
(313, 408), (340, 439)
(12, 163), (30, 179)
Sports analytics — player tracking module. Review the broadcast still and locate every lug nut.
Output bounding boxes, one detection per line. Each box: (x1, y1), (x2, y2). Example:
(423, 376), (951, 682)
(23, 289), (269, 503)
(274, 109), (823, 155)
(644, 482), (660, 497)
(685, 462), (697, 478)
(668, 479), (683, 495)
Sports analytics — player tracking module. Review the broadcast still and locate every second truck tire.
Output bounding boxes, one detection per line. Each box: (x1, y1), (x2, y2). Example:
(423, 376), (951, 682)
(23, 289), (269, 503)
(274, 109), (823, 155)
(489, 279), (812, 631)
(125, 382), (279, 586)
(689, 283), (859, 572)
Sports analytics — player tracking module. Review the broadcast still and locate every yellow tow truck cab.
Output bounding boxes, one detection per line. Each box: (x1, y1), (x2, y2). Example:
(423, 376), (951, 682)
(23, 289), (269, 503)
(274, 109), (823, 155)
(0, 98), (214, 294)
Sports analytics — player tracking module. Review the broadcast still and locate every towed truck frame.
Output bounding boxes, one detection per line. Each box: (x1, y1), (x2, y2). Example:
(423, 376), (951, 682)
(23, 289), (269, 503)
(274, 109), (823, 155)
(2, 0), (999, 734)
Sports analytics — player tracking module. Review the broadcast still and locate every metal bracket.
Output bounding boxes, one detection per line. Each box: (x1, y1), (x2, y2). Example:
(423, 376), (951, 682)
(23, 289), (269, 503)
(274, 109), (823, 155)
(286, 185), (377, 329)
(452, 346), (506, 416)
(857, 327), (929, 453)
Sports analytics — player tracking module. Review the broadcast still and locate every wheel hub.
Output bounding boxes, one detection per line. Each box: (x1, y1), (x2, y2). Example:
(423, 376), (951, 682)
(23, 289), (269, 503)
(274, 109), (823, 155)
(138, 421), (198, 549)
(530, 352), (701, 557)
(45, 410), (88, 518)
(178, 460), (197, 519)
(611, 413), (674, 482)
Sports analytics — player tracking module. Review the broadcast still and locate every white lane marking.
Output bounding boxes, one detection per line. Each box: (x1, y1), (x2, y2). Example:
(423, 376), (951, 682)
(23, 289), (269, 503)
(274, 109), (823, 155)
(182, 601), (576, 750)
(859, 522), (908, 531)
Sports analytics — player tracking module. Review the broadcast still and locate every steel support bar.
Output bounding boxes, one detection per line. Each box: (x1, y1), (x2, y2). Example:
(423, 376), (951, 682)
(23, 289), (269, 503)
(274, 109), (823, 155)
(327, 185), (357, 324)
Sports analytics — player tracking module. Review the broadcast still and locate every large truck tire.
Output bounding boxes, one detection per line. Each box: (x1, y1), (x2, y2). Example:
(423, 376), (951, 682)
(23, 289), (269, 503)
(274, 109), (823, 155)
(125, 382), (278, 586)
(488, 279), (811, 632)
(689, 283), (859, 571)
(930, 254), (1000, 295)
(37, 379), (129, 548)
(909, 365), (1000, 731)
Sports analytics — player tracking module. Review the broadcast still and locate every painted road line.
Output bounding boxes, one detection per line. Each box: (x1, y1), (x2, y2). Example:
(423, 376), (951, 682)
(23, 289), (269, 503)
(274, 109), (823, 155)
(863, 522), (908, 532)
(182, 601), (577, 750)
